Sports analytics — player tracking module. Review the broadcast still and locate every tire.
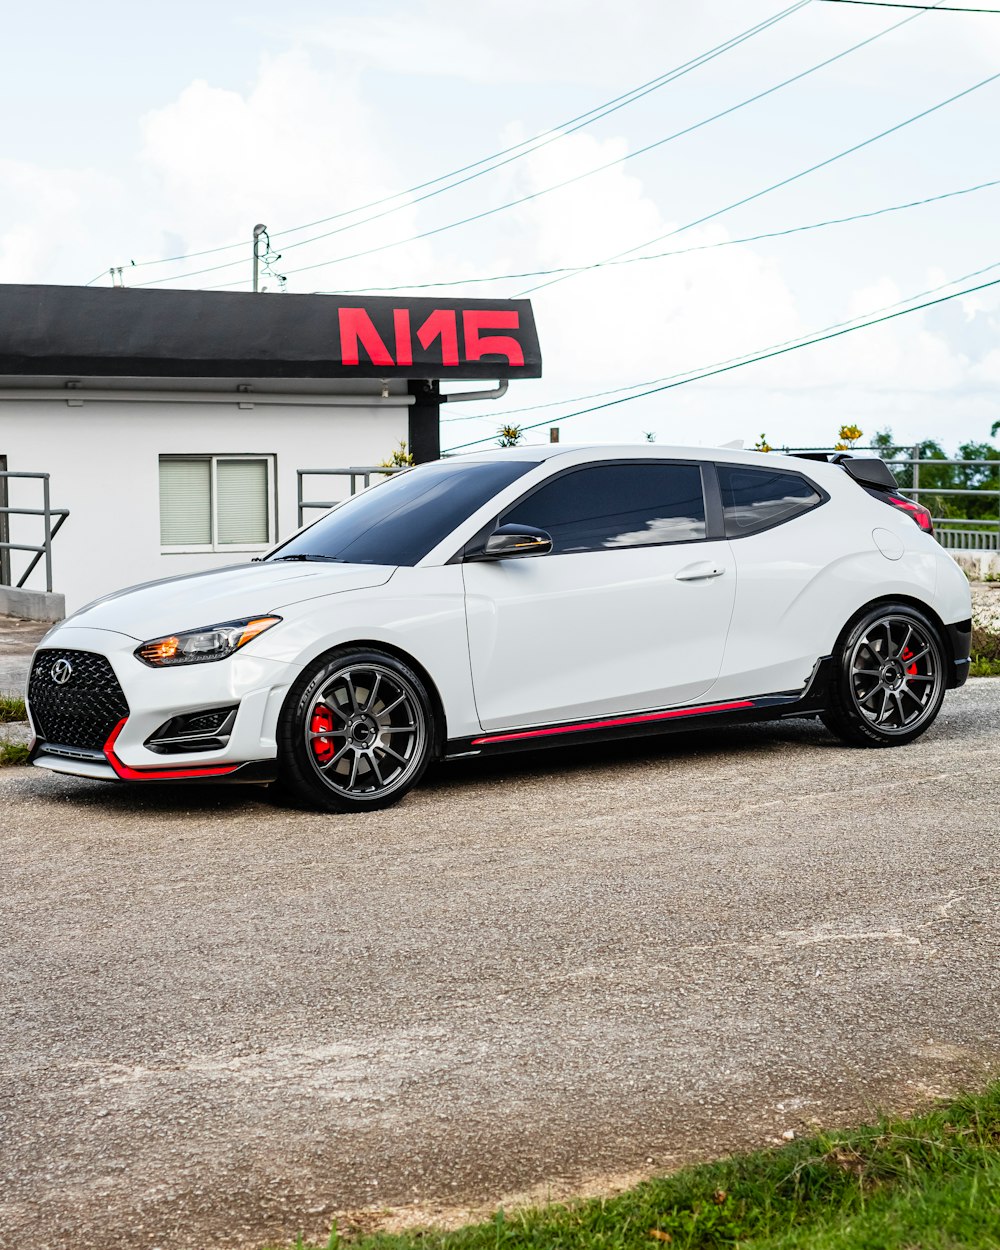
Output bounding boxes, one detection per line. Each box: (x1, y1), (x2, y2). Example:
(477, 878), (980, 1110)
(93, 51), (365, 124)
(274, 648), (434, 812)
(820, 602), (947, 748)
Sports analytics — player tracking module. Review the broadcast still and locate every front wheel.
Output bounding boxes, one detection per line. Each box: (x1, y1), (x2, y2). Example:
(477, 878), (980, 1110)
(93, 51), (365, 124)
(821, 604), (947, 748)
(274, 648), (434, 812)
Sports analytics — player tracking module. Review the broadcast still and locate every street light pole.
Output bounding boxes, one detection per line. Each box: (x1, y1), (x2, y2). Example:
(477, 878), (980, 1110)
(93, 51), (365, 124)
(252, 223), (267, 293)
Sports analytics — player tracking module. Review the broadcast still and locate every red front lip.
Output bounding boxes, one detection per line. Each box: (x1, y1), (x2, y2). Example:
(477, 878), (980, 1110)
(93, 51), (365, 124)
(103, 718), (240, 780)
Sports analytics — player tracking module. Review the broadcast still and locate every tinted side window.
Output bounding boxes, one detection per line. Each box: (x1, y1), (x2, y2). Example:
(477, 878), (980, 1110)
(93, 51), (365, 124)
(717, 465), (822, 536)
(503, 463), (706, 555)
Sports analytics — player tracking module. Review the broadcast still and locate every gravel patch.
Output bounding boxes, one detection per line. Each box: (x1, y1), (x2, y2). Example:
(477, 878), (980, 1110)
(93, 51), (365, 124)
(0, 679), (997, 1250)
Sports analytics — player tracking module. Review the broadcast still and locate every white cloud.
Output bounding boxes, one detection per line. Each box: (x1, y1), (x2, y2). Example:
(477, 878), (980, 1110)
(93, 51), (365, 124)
(135, 50), (441, 290)
(0, 160), (120, 285)
(2, 6), (999, 454)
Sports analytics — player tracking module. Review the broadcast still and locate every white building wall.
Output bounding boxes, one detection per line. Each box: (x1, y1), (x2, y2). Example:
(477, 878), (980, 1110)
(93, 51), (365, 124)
(0, 393), (408, 613)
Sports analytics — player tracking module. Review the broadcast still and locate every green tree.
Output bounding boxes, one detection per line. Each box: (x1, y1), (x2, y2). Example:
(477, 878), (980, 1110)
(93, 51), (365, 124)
(871, 428), (998, 525)
(955, 441), (1000, 522)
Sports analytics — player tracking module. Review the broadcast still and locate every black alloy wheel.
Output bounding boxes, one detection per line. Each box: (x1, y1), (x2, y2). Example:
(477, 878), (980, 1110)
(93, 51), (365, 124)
(821, 603), (947, 747)
(275, 648), (434, 812)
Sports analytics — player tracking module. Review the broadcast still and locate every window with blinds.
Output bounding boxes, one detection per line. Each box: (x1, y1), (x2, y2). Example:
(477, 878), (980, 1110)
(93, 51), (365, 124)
(217, 458), (269, 544)
(159, 455), (274, 550)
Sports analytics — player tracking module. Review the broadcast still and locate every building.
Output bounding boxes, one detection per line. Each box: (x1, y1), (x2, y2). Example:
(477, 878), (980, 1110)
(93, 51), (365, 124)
(0, 284), (541, 617)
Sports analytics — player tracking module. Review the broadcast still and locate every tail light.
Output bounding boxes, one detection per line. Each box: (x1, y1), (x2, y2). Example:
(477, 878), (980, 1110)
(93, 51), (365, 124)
(882, 492), (934, 535)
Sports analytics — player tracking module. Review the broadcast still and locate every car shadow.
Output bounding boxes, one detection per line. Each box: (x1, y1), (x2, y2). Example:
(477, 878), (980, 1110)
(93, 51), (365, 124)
(20, 703), (984, 817)
(423, 715), (833, 792)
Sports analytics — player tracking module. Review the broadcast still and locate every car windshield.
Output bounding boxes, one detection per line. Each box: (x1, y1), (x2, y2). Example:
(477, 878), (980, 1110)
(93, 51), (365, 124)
(266, 459), (534, 567)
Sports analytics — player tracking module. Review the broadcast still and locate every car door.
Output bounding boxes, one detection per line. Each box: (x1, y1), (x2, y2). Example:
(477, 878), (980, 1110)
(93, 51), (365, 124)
(462, 459), (736, 731)
(711, 460), (835, 696)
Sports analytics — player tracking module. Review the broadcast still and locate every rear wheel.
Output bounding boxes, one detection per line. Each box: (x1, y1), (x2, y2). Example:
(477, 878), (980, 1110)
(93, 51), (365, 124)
(821, 603), (946, 747)
(275, 648), (434, 812)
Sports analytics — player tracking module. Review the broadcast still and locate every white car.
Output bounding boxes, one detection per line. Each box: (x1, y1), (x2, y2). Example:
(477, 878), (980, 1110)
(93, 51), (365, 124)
(26, 445), (972, 812)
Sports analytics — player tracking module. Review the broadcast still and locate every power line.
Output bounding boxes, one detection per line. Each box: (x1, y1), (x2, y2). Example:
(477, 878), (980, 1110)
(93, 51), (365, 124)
(192, 0), (941, 291)
(444, 269), (1000, 452)
(518, 66), (1000, 297)
(316, 176), (1000, 298)
(821, 1), (1000, 11)
(256, 3), (811, 256)
(109, 0), (810, 279)
(444, 258), (1000, 425)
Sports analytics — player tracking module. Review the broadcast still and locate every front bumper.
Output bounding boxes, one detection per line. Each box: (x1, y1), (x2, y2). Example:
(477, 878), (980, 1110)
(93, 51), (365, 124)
(26, 625), (294, 783)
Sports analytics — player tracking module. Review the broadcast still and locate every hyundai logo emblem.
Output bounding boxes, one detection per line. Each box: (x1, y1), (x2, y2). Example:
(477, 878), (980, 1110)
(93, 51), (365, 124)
(50, 658), (74, 685)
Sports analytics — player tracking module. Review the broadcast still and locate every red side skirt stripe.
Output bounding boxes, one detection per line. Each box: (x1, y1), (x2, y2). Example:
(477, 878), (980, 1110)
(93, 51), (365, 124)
(470, 700), (756, 746)
(103, 718), (240, 780)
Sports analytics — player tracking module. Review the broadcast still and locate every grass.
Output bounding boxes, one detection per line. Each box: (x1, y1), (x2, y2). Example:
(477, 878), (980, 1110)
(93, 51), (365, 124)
(278, 1085), (1000, 1250)
(0, 692), (29, 766)
(0, 740), (29, 766)
(970, 624), (1000, 677)
(0, 692), (26, 722)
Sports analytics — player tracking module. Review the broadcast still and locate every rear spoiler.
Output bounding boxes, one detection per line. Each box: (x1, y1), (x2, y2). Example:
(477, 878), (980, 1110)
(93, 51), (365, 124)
(790, 452), (897, 491)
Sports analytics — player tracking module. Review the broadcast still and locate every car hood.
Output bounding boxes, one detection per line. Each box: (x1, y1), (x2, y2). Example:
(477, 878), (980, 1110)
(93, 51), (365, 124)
(60, 561), (397, 641)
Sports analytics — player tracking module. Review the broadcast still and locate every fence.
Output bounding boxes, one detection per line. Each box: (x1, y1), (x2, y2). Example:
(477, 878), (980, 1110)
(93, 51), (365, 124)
(0, 471), (69, 593)
(782, 446), (1000, 551)
(296, 466), (403, 528)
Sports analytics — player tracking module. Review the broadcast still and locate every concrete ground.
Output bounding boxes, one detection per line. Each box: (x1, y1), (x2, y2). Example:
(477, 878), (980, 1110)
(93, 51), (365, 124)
(0, 678), (998, 1250)
(0, 616), (47, 747)
(0, 614), (49, 693)
(972, 578), (1000, 630)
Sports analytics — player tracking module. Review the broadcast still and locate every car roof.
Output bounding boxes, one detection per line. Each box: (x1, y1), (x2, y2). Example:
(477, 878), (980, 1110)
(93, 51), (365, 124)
(448, 443), (828, 473)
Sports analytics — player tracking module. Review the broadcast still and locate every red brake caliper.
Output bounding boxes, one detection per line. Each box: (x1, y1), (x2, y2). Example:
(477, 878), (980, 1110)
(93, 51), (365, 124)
(310, 706), (336, 763)
(902, 647), (917, 675)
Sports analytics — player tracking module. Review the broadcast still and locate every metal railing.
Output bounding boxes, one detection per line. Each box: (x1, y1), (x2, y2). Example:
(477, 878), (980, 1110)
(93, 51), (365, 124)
(932, 526), (999, 551)
(781, 446), (1000, 551)
(0, 471), (69, 593)
(296, 466), (403, 528)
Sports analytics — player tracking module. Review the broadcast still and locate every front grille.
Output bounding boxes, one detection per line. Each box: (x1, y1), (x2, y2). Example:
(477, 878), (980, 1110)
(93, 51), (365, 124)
(28, 649), (130, 751)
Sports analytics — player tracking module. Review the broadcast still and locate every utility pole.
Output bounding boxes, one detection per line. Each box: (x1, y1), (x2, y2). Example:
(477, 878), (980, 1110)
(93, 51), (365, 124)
(252, 223), (267, 293)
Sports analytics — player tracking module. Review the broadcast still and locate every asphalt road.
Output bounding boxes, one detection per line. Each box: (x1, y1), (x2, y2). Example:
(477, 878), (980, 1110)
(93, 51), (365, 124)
(1, 681), (998, 1250)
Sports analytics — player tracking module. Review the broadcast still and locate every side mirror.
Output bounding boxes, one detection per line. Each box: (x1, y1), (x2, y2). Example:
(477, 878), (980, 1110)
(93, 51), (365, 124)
(466, 523), (553, 561)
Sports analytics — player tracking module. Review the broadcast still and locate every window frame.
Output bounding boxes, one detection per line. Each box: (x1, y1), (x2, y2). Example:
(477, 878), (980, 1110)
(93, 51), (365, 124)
(159, 453), (277, 555)
(458, 458), (720, 561)
(712, 461), (828, 540)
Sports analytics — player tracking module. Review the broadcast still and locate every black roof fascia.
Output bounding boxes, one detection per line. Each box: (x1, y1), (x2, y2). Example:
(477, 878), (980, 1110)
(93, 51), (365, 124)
(0, 284), (542, 381)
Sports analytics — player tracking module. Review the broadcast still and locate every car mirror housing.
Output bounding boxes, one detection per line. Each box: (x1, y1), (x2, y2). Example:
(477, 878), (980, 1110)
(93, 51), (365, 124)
(466, 523), (553, 561)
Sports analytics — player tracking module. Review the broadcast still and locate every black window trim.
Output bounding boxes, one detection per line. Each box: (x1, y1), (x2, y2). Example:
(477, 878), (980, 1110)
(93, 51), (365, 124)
(714, 461), (829, 540)
(453, 457), (720, 562)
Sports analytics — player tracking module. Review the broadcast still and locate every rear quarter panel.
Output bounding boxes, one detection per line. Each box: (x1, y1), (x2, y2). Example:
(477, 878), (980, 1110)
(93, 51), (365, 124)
(713, 480), (940, 700)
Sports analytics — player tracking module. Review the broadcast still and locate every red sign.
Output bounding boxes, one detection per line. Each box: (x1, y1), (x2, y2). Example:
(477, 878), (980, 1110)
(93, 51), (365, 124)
(339, 307), (528, 371)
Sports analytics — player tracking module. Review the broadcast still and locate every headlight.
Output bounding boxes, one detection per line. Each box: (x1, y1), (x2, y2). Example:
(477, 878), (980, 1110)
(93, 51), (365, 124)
(135, 616), (281, 667)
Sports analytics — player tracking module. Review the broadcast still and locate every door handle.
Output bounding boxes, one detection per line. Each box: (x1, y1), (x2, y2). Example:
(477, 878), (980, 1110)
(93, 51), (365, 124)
(675, 562), (726, 581)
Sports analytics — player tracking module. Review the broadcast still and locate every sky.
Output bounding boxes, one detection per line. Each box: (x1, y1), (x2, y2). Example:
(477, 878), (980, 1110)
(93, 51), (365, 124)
(3, 0), (1000, 455)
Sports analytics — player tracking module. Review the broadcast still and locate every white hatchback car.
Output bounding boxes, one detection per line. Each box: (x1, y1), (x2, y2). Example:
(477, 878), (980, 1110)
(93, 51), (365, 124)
(26, 445), (972, 812)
